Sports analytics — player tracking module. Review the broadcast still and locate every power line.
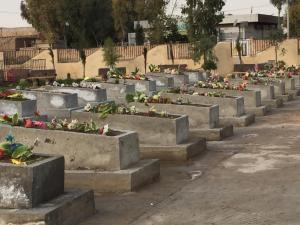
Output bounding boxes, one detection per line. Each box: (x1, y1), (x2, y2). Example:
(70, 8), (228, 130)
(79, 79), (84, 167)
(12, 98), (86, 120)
(223, 4), (273, 13)
(0, 11), (19, 15)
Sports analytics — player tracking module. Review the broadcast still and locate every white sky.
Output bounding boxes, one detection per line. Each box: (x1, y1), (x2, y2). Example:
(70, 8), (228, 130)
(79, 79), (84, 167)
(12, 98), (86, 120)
(0, 0), (279, 27)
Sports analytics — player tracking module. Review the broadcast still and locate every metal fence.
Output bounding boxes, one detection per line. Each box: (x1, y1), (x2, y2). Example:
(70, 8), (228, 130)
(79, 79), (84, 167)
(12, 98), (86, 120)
(167, 43), (193, 60)
(116, 45), (156, 61)
(3, 49), (43, 65)
(57, 48), (99, 63)
(3, 59), (46, 70)
(231, 39), (273, 57)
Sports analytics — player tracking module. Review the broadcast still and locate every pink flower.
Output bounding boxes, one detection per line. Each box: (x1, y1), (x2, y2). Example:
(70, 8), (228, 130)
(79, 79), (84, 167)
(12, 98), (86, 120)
(33, 121), (47, 129)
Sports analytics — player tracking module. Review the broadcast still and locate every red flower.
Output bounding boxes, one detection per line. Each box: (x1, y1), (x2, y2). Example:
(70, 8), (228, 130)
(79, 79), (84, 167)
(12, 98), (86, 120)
(34, 111), (41, 117)
(24, 119), (33, 128)
(0, 149), (5, 159)
(99, 127), (104, 135)
(2, 114), (9, 121)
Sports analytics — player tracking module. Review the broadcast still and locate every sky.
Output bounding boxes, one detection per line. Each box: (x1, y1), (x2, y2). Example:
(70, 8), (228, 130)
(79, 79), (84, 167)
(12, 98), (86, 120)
(0, 0), (279, 28)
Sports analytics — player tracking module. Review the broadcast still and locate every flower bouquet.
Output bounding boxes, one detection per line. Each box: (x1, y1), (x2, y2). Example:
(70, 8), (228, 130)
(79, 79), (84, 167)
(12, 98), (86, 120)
(0, 133), (36, 165)
(0, 113), (111, 136)
(0, 90), (25, 101)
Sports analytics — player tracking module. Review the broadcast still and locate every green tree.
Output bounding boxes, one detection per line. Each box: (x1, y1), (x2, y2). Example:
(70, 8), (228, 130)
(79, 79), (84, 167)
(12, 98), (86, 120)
(21, 0), (61, 45)
(270, 0), (286, 28)
(79, 49), (87, 79)
(112, 0), (130, 44)
(289, 0), (300, 37)
(269, 28), (286, 65)
(21, 0), (114, 48)
(103, 38), (120, 68)
(135, 23), (145, 45)
(182, 0), (225, 70)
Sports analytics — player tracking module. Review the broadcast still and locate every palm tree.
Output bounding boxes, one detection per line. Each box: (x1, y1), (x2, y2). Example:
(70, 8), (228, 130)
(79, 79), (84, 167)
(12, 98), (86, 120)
(270, 0), (286, 28)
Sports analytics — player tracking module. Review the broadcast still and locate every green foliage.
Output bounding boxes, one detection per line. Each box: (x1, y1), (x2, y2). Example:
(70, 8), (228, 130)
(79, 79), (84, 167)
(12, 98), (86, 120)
(149, 64), (159, 72)
(18, 79), (30, 90)
(182, 0), (225, 69)
(103, 38), (120, 68)
(270, 0), (285, 28)
(21, 0), (114, 47)
(268, 28), (286, 65)
(290, 0), (300, 37)
(135, 23), (145, 45)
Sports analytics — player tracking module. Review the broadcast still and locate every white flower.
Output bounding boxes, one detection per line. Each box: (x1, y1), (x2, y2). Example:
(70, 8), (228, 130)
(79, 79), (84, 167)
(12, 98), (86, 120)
(67, 119), (79, 130)
(84, 103), (92, 112)
(72, 82), (79, 87)
(61, 84), (65, 87)
(129, 106), (137, 114)
(103, 124), (109, 135)
(53, 81), (59, 87)
(192, 92), (199, 95)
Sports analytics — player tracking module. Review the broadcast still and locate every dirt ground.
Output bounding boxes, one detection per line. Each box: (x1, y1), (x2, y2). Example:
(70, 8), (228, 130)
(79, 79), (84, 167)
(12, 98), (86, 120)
(81, 97), (300, 225)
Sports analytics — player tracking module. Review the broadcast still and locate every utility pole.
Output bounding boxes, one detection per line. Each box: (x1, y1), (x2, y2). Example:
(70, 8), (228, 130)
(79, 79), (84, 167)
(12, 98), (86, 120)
(287, 0), (290, 38)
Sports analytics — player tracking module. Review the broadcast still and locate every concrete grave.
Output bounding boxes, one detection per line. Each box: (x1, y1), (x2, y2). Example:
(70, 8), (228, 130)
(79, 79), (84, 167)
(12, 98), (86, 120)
(42, 86), (107, 107)
(192, 87), (267, 116)
(272, 80), (294, 102)
(0, 99), (37, 117)
(146, 73), (175, 91)
(108, 78), (156, 95)
(0, 152), (95, 225)
(161, 92), (255, 128)
(0, 126), (159, 193)
(83, 81), (135, 103)
(146, 72), (189, 87)
(247, 84), (283, 109)
(282, 78), (300, 97)
(129, 102), (219, 129)
(20, 90), (81, 119)
(72, 111), (206, 161)
(0, 155), (64, 209)
(183, 71), (207, 84)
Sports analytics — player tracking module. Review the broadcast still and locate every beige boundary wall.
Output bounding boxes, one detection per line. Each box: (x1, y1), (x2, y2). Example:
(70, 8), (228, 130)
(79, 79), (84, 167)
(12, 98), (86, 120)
(30, 39), (300, 79)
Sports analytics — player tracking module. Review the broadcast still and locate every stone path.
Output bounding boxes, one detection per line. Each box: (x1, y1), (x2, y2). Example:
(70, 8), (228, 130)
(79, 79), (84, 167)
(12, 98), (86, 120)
(82, 97), (300, 225)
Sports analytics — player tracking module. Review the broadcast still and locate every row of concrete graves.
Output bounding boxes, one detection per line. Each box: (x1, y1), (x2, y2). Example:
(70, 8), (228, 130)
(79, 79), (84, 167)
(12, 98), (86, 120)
(0, 128), (95, 224)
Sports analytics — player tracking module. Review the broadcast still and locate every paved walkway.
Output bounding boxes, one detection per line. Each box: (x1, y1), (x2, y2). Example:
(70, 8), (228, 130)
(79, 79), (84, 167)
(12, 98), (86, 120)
(82, 97), (300, 225)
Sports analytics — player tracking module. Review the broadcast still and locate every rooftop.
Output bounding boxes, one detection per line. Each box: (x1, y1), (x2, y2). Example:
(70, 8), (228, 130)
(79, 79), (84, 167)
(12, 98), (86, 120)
(220, 14), (278, 25)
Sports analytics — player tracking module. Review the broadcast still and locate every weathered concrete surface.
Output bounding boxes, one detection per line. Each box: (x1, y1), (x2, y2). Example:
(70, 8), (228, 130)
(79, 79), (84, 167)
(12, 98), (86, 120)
(0, 126), (140, 171)
(0, 99), (37, 117)
(108, 78), (157, 95)
(0, 189), (95, 225)
(193, 87), (267, 116)
(72, 111), (190, 146)
(146, 73), (175, 91)
(20, 90), (81, 119)
(42, 86), (107, 106)
(0, 155), (64, 209)
(80, 96), (300, 225)
(128, 102), (219, 129)
(66, 159), (160, 192)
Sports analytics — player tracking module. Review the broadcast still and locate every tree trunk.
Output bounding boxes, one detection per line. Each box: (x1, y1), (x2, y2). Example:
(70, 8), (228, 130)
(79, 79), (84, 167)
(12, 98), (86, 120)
(83, 64), (86, 79)
(278, 9), (281, 29)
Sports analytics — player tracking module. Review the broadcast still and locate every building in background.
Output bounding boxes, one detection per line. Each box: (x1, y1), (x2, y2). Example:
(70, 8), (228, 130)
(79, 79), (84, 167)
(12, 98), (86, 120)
(0, 27), (40, 51)
(218, 14), (279, 41)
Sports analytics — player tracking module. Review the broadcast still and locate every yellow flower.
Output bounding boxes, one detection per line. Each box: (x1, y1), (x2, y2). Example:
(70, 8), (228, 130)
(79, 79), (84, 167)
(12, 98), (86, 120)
(11, 159), (23, 165)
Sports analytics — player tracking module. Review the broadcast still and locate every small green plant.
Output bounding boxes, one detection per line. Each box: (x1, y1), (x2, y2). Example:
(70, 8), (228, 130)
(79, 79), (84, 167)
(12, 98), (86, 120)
(149, 64), (159, 73)
(18, 79), (30, 90)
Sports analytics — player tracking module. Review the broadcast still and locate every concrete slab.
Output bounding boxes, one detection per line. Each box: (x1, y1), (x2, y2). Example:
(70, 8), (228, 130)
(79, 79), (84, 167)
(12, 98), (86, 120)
(0, 190), (95, 225)
(190, 125), (234, 141)
(65, 159), (160, 193)
(245, 105), (268, 116)
(219, 113), (255, 127)
(0, 99), (37, 117)
(140, 138), (206, 161)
